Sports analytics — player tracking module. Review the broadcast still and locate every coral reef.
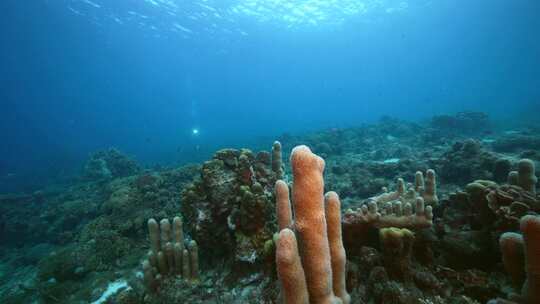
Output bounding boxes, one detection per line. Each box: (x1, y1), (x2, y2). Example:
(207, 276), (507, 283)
(463, 160), (539, 232)
(83, 148), (140, 180)
(2, 117), (540, 304)
(272, 145), (500, 304)
(430, 111), (491, 135)
(493, 134), (540, 153)
(434, 159), (538, 277)
(435, 139), (498, 184)
(0, 151), (199, 303)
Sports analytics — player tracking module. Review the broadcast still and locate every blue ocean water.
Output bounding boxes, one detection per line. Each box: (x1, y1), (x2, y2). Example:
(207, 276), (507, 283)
(1, 0), (539, 193)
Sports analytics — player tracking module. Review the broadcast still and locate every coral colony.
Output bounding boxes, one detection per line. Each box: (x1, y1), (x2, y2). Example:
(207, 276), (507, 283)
(1, 113), (540, 303)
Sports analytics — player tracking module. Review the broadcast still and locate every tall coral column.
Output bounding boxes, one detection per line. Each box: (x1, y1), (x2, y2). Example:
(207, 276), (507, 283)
(521, 215), (540, 303)
(275, 145), (350, 304)
(499, 215), (540, 303)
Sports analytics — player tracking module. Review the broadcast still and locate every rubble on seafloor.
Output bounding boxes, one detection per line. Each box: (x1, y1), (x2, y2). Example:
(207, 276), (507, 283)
(0, 114), (539, 304)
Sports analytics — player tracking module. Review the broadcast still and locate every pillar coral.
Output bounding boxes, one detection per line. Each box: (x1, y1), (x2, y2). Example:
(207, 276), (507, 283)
(341, 172), (435, 248)
(272, 141), (284, 180)
(521, 215), (540, 303)
(275, 145), (350, 304)
(142, 216), (199, 293)
(499, 215), (540, 303)
(508, 159), (537, 195)
(379, 227), (415, 282)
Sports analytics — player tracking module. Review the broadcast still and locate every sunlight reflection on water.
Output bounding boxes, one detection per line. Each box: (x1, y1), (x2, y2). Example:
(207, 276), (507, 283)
(65, 0), (411, 38)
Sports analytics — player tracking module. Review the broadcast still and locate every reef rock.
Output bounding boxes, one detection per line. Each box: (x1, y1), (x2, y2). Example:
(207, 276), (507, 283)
(83, 148), (140, 180)
(436, 139), (498, 184)
(431, 111), (491, 135)
(181, 144), (282, 264)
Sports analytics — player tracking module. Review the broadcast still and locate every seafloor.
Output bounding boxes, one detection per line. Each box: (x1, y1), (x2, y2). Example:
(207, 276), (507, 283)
(1, 112), (539, 304)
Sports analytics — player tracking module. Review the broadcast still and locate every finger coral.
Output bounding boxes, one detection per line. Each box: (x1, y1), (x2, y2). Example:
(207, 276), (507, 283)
(379, 227), (415, 281)
(498, 215), (540, 303)
(341, 172), (436, 246)
(276, 228), (309, 304)
(517, 159), (537, 195)
(275, 145), (350, 304)
(499, 232), (525, 290)
(142, 217), (199, 293)
(272, 141), (284, 180)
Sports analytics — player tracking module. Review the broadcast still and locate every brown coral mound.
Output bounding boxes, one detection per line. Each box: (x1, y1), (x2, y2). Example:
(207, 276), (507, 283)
(466, 160), (539, 231)
(181, 144), (283, 263)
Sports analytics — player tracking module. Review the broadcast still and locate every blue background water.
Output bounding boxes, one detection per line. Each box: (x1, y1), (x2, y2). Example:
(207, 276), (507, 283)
(1, 0), (539, 192)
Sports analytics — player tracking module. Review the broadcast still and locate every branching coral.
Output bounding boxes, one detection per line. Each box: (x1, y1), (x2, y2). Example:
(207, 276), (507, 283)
(343, 196), (433, 230)
(368, 169), (437, 207)
(275, 146), (350, 304)
(142, 217), (199, 293)
(341, 171), (436, 245)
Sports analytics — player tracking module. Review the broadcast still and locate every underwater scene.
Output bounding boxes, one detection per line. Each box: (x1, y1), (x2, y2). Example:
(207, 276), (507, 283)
(2, 0), (540, 303)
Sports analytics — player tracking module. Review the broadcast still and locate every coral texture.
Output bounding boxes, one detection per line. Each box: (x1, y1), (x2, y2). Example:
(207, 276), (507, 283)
(181, 143), (283, 263)
(5, 117), (540, 304)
